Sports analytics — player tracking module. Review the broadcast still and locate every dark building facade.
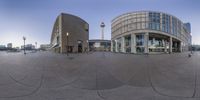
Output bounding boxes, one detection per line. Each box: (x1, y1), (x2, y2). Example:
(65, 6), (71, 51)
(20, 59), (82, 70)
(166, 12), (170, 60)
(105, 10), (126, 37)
(89, 39), (111, 51)
(50, 13), (89, 53)
(21, 44), (35, 50)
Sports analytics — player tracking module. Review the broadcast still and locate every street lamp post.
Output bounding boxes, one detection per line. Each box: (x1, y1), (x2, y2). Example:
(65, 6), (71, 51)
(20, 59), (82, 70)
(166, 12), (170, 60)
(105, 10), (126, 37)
(66, 32), (69, 56)
(23, 36), (26, 54)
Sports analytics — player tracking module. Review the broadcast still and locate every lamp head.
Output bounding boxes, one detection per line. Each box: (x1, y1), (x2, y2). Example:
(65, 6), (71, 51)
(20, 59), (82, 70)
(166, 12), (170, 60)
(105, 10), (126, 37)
(66, 32), (69, 36)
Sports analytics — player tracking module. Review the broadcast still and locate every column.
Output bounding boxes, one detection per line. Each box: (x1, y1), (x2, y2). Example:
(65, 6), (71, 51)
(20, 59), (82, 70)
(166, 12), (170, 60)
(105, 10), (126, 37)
(162, 39), (165, 52)
(59, 15), (63, 53)
(144, 32), (149, 54)
(162, 39), (165, 47)
(131, 33), (136, 53)
(164, 40), (167, 53)
(115, 40), (118, 52)
(121, 37), (125, 53)
(179, 41), (182, 52)
(169, 36), (172, 53)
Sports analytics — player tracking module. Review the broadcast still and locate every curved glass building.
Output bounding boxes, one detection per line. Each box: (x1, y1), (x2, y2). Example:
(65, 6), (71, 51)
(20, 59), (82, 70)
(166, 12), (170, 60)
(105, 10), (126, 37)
(111, 11), (191, 54)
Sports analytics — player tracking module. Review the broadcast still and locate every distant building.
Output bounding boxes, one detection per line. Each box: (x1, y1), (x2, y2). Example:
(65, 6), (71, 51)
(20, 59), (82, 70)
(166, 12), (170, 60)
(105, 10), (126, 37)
(21, 44), (35, 50)
(50, 13), (89, 53)
(15, 47), (20, 50)
(192, 45), (200, 51)
(0, 45), (6, 51)
(7, 43), (12, 49)
(89, 39), (111, 51)
(40, 44), (51, 51)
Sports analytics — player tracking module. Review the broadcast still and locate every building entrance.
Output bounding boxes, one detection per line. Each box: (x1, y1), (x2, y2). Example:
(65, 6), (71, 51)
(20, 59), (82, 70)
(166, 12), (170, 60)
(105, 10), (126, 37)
(148, 33), (169, 53)
(136, 34), (145, 53)
(78, 40), (83, 53)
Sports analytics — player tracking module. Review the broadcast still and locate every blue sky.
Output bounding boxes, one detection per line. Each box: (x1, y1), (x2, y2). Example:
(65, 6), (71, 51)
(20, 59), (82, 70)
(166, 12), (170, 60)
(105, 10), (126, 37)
(0, 0), (200, 47)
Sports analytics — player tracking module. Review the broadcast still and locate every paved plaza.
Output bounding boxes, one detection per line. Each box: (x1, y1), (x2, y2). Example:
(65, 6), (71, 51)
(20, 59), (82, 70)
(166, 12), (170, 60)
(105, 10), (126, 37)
(0, 51), (200, 100)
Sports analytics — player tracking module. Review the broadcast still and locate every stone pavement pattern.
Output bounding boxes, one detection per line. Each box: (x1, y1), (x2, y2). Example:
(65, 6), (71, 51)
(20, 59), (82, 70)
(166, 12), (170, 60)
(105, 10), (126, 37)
(0, 51), (200, 100)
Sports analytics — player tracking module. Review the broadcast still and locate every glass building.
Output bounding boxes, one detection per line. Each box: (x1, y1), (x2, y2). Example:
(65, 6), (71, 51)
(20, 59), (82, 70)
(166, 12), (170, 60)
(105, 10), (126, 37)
(111, 11), (191, 54)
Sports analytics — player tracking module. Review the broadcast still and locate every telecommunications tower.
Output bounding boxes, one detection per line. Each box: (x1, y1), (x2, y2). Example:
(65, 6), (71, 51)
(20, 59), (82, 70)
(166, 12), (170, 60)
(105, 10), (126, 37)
(100, 22), (105, 40)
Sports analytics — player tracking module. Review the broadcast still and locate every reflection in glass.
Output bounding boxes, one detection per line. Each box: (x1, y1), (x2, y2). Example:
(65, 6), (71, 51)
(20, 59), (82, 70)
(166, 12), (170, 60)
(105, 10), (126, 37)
(117, 38), (122, 52)
(136, 34), (144, 46)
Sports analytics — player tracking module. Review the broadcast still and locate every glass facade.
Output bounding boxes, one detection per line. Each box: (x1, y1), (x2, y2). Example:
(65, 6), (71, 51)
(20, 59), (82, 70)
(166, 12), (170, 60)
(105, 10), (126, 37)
(148, 37), (167, 52)
(136, 34), (145, 53)
(136, 34), (144, 46)
(111, 12), (149, 36)
(116, 38), (122, 52)
(112, 12), (190, 40)
(111, 11), (191, 53)
(149, 12), (160, 30)
(172, 17), (177, 36)
(162, 14), (170, 33)
(125, 35), (131, 53)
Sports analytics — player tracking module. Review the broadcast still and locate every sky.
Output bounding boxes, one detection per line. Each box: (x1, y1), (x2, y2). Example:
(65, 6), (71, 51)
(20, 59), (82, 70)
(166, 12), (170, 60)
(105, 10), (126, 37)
(0, 0), (200, 47)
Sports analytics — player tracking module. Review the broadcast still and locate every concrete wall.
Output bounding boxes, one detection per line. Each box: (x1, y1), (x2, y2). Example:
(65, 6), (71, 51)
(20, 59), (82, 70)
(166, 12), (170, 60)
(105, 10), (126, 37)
(61, 13), (89, 53)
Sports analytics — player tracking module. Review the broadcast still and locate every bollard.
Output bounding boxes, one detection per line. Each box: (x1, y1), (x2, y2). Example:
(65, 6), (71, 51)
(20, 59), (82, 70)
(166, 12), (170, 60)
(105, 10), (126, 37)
(188, 53), (191, 57)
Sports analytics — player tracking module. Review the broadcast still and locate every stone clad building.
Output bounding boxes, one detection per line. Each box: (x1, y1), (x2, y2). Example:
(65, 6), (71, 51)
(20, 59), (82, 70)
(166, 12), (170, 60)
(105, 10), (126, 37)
(50, 13), (89, 53)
